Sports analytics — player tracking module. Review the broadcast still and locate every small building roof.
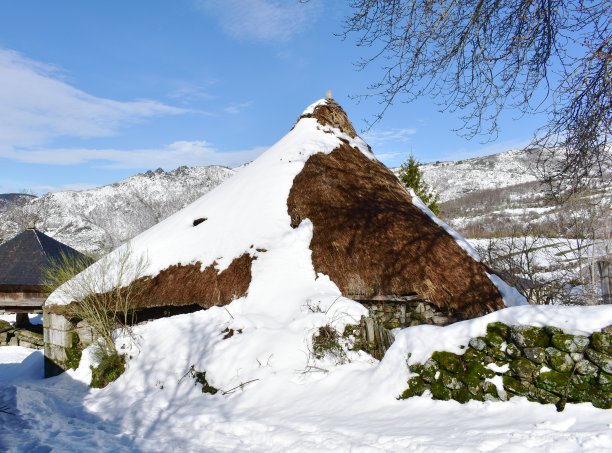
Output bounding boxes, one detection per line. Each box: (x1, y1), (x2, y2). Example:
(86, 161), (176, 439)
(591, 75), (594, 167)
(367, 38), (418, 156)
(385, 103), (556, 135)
(0, 229), (87, 290)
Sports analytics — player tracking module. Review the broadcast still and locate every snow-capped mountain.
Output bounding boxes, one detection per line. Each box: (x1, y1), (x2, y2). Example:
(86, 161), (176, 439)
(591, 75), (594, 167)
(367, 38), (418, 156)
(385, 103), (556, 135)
(0, 166), (235, 254)
(0, 193), (36, 214)
(418, 149), (539, 202)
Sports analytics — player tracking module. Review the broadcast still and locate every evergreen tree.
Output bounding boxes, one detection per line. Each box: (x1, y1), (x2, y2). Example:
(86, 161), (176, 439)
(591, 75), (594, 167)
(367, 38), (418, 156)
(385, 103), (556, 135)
(398, 154), (441, 215)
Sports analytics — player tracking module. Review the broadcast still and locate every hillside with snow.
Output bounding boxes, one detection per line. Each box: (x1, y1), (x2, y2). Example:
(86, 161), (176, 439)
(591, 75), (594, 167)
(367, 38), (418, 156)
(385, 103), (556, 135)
(0, 166), (235, 254)
(419, 149), (540, 202)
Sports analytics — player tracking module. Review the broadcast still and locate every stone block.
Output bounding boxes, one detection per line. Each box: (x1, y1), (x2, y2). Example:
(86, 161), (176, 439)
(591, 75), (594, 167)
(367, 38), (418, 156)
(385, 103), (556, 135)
(591, 332), (612, 354)
(523, 347), (547, 364)
(586, 348), (612, 374)
(46, 343), (68, 363)
(46, 328), (75, 349)
(44, 313), (74, 332)
(510, 325), (550, 348)
(76, 321), (94, 346)
(575, 359), (599, 376)
(551, 333), (590, 353)
(432, 316), (450, 325)
(546, 347), (574, 373)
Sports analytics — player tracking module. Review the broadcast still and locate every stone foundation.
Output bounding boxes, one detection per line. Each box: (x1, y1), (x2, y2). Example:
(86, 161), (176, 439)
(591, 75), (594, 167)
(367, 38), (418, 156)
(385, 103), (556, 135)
(346, 296), (461, 360)
(360, 299), (459, 330)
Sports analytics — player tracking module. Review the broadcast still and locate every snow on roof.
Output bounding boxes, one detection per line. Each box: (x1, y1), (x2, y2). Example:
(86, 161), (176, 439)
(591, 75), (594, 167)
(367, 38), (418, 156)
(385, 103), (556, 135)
(47, 101), (371, 306)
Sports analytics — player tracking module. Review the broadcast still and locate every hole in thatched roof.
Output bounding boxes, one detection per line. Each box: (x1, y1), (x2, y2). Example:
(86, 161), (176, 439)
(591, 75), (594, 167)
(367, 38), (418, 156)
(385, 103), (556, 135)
(193, 218), (207, 227)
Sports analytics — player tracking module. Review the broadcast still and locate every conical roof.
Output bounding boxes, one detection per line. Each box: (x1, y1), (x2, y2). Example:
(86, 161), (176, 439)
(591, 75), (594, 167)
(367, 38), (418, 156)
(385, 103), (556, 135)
(0, 229), (87, 289)
(47, 98), (524, 318)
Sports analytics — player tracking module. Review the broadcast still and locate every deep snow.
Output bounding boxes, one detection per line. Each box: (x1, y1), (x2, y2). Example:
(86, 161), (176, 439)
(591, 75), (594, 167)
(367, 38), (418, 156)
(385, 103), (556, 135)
(2, 305), (612, 452)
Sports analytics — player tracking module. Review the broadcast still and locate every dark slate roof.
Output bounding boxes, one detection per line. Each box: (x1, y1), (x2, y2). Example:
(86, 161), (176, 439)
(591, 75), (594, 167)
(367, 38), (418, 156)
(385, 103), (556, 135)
(0, 229), (88, 289)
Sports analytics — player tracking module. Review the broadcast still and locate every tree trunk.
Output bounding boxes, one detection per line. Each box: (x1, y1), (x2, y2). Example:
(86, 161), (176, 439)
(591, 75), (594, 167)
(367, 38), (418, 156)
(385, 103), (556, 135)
(598, 260), (611, 304)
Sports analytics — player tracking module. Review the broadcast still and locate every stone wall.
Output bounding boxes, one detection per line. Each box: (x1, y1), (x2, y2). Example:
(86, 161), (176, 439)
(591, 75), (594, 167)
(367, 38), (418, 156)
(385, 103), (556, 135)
(0, 319), (44, 349)
(43, 311), (93, 377)
(357, 298), (459, 330)
(344, 299), (460, 360)
(400, 322), (611, 410)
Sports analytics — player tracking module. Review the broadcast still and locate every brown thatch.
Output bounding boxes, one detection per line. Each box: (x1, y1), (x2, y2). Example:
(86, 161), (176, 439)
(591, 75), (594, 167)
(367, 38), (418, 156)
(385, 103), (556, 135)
(131, 253), (255, 309)
(48, 253), (254, 316)
(298, 100), (358, 139)
(287, 105), (504, 319)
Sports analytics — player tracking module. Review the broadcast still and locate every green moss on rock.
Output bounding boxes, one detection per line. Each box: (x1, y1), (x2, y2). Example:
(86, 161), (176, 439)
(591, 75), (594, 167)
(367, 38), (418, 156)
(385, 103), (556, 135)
(591, 386), (612, 409)
(408, 363), (424, 374)
(599, 371), (612, 385)
(64, 332), (83, 371)
(523, 347), (546, 364)
(452, 388), (472, 403)
(591, 332), (612, 355)
(505, 343), (522, 359)
(463, 347), (485, 362)
(484, 332), (505, 348)
(430, 381), (452, 400)
(529, 387), (560, 405)
(399, 376), (428, 399)
(0, 319), (12, 333)
(432, 351), (464, 374)
(546, 347), (574, 373)
(536, 370), (571, 396)
(509, 358), (539, 382)
(575, 359), (599, 376)
(510, 325), (550, 348)
(585, 348), (612, 374)
(486, 322), (510, 341)
(461, 362), (495, 388)
(440, 371), (464, 390)
(551, 333), (590, 353)
(503, 375), (531, 396)
(421, 359), (439, 383)
(544, 326), (563, 336)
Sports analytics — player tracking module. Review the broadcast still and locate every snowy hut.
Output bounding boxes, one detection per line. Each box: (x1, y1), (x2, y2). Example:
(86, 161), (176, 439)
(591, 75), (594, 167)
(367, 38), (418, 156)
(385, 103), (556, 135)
(45, 98), (525, 371)
(0, 228), (88, 326)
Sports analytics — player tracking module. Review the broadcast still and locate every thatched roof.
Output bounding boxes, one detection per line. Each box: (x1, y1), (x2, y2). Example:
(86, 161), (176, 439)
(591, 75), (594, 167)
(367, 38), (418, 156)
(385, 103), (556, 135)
(286, 101), (505, 318)
(0, 229), (87, 292)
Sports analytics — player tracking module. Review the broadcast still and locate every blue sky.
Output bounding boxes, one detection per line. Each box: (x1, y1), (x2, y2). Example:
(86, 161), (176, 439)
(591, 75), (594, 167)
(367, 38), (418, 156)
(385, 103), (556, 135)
(0, 0), (545, 194)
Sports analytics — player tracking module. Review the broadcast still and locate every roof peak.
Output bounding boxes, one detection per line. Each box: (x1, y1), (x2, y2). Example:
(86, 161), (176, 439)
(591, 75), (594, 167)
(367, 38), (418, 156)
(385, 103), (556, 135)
(298, 98), (357, 138)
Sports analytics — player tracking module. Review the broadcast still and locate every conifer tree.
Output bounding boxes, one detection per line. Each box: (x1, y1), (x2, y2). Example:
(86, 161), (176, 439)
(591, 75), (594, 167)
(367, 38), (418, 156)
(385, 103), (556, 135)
(398, 154), (441, 215)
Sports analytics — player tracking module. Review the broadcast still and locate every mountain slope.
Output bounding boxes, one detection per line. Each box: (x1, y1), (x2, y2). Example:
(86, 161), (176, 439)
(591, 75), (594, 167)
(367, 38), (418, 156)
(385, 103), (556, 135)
(0, 166), (235, 254)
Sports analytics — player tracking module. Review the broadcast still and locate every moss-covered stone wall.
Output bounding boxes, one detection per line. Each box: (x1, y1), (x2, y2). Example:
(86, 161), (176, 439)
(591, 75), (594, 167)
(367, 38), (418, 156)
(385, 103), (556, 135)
(400, 322), (611, 410)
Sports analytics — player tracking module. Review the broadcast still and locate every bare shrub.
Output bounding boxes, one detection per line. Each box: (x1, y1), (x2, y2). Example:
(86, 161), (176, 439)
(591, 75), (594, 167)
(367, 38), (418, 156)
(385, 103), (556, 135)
(45, 246), (149, 356)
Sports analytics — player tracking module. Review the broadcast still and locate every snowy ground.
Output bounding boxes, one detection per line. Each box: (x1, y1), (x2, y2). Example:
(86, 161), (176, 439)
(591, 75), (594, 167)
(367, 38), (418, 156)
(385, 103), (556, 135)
(2, 305), (611, 453)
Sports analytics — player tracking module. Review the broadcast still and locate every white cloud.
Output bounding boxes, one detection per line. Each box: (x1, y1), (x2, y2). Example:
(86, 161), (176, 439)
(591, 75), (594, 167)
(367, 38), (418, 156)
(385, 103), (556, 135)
(0, 48), (186, 149)
(363, 127), (417, 147)
(224, 101), (253, 114)
(0, 141), (267, 170)
(197, 0), (322, 41)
